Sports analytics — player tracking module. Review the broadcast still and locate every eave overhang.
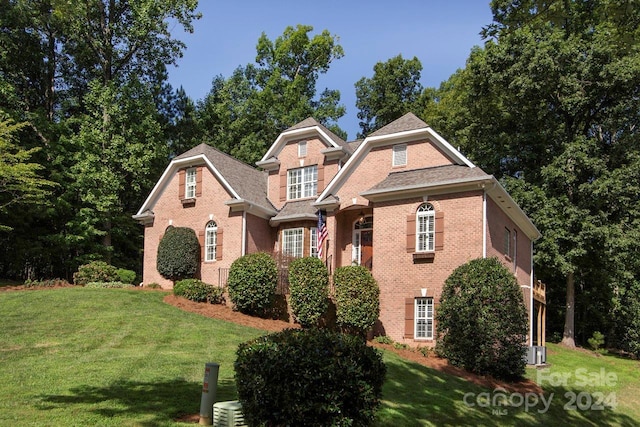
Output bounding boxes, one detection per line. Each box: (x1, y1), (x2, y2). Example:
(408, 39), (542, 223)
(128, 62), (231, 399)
(224, 199), (277, 220)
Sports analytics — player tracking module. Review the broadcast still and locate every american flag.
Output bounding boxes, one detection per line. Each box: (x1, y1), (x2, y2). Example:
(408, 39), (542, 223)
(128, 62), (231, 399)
(317, 210), (328, 259)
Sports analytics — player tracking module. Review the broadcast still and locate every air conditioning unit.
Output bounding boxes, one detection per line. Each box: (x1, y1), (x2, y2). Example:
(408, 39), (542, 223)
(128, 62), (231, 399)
(213, 400), (247, 427)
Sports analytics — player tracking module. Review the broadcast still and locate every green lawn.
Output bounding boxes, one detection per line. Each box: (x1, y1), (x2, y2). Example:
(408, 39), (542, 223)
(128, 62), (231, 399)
(1, 288), (638, 426)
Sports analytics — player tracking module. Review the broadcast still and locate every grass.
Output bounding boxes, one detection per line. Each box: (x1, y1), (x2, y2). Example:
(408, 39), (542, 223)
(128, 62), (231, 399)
(1, 288), (639, 426)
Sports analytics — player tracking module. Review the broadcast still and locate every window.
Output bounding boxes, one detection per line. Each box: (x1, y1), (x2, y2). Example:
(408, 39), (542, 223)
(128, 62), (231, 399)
(282, 228), (304, 258)
(393, 144), (407, 166)
(310, 227), (318, 258)
(415, 297), (434, 339)
(287, 165), (317, 200)
(205, 221), (217, 262)
(416, 203), (435, 252)
(352, 216), (373, 265)
(504, 228), (511, 257)
(298, 140), (307, 157)
(185, 167), (197, 199)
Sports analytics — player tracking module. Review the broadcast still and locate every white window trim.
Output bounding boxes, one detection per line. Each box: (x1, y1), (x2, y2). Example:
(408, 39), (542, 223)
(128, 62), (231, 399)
(415, 297), (434, 340)
(205, 221), (217, 262)
(416, 203), (435, 252)
(504, 227), (511, 257)
(287, 165), (317, 200)
(393, 144), (407, 167)
(282, 228), (304, 258)
(185, 167), (197, 199)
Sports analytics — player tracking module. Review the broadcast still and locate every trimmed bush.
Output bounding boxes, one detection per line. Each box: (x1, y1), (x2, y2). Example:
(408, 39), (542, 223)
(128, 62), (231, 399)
(436, 257), (528, 380)
(288, 257), (329, 328)
(116, 268), (136, 285)
(85, 281), (134, 289)
(227, 252), (277, 316)
(156, 226), (200, 281)
(235, 328), (386, 426)
(173, 278), (224, 304)
(334, 265), (380, 336)
(73, 261), (119, 285)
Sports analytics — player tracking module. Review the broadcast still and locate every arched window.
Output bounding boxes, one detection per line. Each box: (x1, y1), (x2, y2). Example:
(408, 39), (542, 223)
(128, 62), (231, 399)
(416, 203), (435, 252)
(205, 221), (217, 262)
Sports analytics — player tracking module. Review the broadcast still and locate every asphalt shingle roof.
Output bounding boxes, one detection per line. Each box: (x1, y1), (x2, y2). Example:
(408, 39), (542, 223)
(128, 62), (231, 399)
(368, 112), (429, 138)
(175, 143), (273, 211)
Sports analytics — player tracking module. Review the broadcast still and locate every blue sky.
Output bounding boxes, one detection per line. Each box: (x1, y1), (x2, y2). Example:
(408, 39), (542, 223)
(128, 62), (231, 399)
(167, 1), (494, 140)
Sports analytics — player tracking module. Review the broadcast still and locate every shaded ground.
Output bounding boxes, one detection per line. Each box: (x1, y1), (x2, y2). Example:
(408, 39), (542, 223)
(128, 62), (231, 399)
(163, 294), (541, 395)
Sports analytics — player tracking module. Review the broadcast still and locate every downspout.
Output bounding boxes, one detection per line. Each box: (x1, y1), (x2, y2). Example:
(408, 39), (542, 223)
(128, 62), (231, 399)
(242, 211), (247, 256)
(530, 240), (535, 346)
(482, 189), (487, 258)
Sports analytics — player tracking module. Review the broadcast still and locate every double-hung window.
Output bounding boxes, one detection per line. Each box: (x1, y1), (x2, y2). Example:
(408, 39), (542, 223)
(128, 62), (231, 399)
(205, 221), (217, 262)
(185, 167), (197, 199)
(287, 165), (317, 200)
(416, 203), (435, 252)
(310, 227), (318, 258)
(282, 228), (304, 258)
(415, 297), (434, 339)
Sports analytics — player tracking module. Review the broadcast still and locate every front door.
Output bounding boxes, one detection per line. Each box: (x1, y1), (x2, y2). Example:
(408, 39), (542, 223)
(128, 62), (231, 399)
(353, 215), (373, 270)
(361, 230), (373, 270)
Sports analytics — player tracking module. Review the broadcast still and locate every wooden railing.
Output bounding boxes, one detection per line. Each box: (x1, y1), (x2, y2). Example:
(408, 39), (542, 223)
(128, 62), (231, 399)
(533, 279), (546, 303)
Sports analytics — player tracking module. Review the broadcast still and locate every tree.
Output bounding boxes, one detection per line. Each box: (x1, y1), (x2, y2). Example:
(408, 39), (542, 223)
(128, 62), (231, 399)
(425, 0), (640, 348)
(196, 25), (347, 164)
(436, 258), (528, 380)
(355, 55), (425, 137)
(0, 118), (54, 231)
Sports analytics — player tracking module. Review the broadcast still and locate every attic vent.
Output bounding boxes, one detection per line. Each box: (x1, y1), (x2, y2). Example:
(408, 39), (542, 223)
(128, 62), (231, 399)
(213, 400), (247, 427)
(298, 140), (307, 157)
(393, 144), (407, 166)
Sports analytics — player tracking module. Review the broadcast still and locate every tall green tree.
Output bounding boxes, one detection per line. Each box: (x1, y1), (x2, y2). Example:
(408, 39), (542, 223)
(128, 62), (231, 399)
(355, 55), (425, 137)
(0, 118), (54, 231)
(196, 25), (346, 164)
(425, 0), (640, 348)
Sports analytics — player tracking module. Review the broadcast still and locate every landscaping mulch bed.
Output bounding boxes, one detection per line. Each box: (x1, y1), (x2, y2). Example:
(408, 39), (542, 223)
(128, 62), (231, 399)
(163, 294), (542, 395)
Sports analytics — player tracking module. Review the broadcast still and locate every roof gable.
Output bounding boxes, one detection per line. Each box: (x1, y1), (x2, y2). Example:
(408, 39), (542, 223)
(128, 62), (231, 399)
(259, 117), (350, 162)
(135, 143), (274, 218)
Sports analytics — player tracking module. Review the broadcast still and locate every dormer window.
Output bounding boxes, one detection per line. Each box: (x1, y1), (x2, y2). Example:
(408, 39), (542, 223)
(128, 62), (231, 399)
(287, 165), (317, 200)
(393, 144), (407, 167)
(298, 140), (307, 157)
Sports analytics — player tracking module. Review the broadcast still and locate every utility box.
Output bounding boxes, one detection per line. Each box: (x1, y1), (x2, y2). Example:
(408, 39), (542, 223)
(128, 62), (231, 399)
(526, 345), (547, 365)
(213, 400), (246, 427)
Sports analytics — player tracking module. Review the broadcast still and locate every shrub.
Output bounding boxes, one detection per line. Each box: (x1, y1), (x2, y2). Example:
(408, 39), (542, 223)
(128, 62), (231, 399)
(588, 331), (605, 351)
(436, 257), (528, 380)
(116, 268), (136, 285)
(235, 328), (386, 426)
(145, 283), (161, 289)
(85, 281), (134, 289)
(288, 257), (329, 328)
(227, 252), (277, 316)
(156, 226), (200, 281)
(373, 335), (394, 345)
(73, 261), (119, 285)
(23, 278), (72, 288)
(333, 265), (380, 336)
(173, 279), (224, 304)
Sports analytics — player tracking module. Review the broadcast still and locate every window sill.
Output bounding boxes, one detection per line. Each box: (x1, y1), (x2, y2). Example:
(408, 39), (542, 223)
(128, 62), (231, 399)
(412, 252), (435, 264)
(181, 198), (196, 207)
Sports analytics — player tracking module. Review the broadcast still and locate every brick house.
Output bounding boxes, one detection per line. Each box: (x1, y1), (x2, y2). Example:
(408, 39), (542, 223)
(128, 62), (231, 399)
(134, 112), (545, 350)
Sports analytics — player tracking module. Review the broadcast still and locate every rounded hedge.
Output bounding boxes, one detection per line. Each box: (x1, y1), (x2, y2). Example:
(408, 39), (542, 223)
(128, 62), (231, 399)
(173, 278), (224, 304)
(227, 252), (277, 316)
(436, 257), (528, 380)
(235, 328), (386, 426)
(156, 226), (200, 281)
(73, 261), (119, 285)
(334, 265), (380, 336)
(288, 257), (329, 328)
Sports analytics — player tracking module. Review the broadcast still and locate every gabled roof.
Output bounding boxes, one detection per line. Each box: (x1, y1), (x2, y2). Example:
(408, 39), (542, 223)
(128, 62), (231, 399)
(317, 113), (476, 203)
(259, 117), (351, 162)
(135, 143), (275, 220)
